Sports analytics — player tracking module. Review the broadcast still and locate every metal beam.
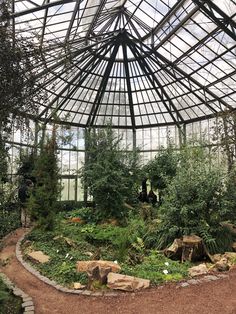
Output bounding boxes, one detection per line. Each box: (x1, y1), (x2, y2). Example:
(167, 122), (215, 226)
(173, 25), (221, 65)
(142, 0), (187, 41)
(1, 0), (79, 21)
(192, 0), (236, 42)
(86, 36), (121, 127)
(85, 0), (107, 39)
(64, 0), (80, 43)
(127, 35), (184, 128)
(134, 40), (221, 114)
(122, 42), (136, 131)
(128, 32), (233, 111)
(123, 9), (142, 40)
(34, 32), (116, 81)
(39, 39), (113, 119)
(40, 0), (50, 48)
(154, 6), (199, 50)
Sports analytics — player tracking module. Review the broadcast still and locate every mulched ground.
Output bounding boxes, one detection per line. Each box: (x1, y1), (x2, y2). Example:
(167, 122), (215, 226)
(1, 228), (236, 314)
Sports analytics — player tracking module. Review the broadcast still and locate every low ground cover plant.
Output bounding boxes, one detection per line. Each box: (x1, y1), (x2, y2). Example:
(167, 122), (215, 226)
(0, 277), (22, 314)
(22, 209), (190, 288)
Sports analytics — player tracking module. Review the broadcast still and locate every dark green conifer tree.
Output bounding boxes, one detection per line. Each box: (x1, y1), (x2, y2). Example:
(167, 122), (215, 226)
(29, 126), (61, 230)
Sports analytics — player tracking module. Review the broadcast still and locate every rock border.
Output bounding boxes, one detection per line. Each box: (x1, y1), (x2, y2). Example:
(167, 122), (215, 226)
(16, 232), (119, 297)
(15, 230), (230, 297)
(0, 272), (35, 314)
(176, 273), (229, 289)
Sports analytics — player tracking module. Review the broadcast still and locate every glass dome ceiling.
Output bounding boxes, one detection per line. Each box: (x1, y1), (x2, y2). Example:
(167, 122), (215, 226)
(3, 0), (236, 129)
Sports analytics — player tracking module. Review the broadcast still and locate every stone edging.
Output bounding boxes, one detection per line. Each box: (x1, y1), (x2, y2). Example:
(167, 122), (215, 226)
(0, 272), (35, 314)
(176, 273), (229, 288)
(15, 231), (230, 297)
(16, 232), (119, 297)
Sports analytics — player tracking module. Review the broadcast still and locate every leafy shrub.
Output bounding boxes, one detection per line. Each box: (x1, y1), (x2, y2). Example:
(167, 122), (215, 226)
(0, 208), (21, 240)
(155, 145), (233, 253)
(0, 277), (22, 314)
(56, 201), (85, 212)
(74, 207), (103, 224)
(0, 278), (9, 303)
(144, 146), (178, 191)
(223, 166), (236, 224)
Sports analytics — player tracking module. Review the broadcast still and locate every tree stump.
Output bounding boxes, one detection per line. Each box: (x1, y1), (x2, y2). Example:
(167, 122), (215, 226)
(182, 235), (205, 262)
(164, 239), (183, 260)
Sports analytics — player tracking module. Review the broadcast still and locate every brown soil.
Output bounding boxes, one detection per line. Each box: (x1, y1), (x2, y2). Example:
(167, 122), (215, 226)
(1, 228), (236, 314)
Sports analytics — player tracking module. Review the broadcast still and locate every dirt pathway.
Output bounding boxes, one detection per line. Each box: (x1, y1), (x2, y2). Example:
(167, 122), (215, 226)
(1, 228), (236, 314)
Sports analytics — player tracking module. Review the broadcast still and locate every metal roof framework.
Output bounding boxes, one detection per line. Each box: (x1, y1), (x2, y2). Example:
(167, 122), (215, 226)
(2, 0), (236, 129)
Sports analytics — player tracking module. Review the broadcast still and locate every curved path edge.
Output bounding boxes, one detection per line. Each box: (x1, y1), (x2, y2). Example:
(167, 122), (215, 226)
(1, 229), (35, 313)
(15, 228), (231, 297)
(16, 230), (119, 297)
(2, 228), (236, 314)
(0, 272), (35, 314)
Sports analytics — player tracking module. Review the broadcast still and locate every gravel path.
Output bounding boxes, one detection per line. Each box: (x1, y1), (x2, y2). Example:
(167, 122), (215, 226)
(1, 228), (236, 314)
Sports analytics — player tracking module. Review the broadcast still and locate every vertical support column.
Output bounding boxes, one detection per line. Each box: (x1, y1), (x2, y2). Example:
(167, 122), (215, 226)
(179, 123), (186, 147)
(133, 128), (136, 151)
(34, 120), (39, 154)
(75, 176), (78, 202)
(83, 127), (89, 206)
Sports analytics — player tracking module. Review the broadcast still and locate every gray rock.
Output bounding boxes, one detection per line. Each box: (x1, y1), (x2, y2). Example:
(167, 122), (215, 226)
(203, 275), (219, 281)
(217, 274), (229, 279)
(187, 279), (200, 285)
(13, 288), (24, 296)
(179, 282), (190, 288)
(22, 301), (34, 307)
(81, 290), (92, 296)
(23, 297), (33, 302)
(24, 306), (35, 312)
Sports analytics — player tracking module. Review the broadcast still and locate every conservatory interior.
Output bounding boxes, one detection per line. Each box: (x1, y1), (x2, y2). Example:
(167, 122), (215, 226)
(1, 0), (236, 313)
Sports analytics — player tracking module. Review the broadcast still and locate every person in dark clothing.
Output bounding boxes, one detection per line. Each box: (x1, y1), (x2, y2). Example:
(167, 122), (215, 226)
(148, 190), (157, 206)
(18, 179), (33, 227)
(138, 189), (149, 203)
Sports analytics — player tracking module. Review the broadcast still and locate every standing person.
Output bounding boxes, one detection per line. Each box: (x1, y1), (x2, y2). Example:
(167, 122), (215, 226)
(148, 190), (157, 206)
(18, 179), (33, 228)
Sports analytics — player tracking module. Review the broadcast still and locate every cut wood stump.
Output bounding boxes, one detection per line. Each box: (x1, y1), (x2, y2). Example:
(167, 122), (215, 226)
(165, 235), (205, 262)
(182, 235), (205, 262)
(164, 239), (183, 260)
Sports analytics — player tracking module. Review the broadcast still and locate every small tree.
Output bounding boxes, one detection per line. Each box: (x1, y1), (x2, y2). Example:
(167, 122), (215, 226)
(143, 146), (178, 203)
(29, 126), (61, 230)
(81, 126), (141, 221)
(17, 151), (36, 183)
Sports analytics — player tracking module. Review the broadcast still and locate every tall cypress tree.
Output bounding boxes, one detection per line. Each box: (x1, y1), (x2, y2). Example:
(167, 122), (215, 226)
(29, 126), (61, 230)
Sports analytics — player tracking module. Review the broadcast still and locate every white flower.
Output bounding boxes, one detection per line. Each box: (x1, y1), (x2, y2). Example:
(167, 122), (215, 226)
(164, 262), (169, 266)
(70, 256), (73, 260)
(65, 253), (69, 258)
(56, 249), (59, 253)
(163, 269), (168, 275)
(113, 260), (118, 264)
